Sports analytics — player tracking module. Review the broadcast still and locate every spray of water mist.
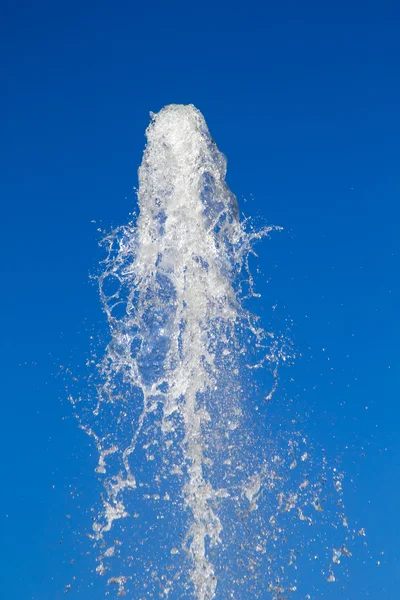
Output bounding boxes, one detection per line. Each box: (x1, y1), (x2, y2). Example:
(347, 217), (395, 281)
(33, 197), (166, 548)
(73, 104), (360, 599)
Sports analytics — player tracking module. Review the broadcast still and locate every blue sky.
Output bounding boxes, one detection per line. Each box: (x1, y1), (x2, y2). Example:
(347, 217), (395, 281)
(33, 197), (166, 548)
(1, 0), (399, 598)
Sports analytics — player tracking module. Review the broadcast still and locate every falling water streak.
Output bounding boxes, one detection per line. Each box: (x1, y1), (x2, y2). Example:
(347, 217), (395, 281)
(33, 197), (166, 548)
(72, 104), (361, 599)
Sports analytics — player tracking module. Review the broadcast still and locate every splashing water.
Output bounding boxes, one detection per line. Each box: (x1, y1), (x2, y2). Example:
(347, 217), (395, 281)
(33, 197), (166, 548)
(74, 105), (361, 599)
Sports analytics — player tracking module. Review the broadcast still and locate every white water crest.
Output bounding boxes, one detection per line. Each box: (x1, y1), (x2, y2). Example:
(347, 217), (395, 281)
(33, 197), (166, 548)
(74, 104), (359, 599)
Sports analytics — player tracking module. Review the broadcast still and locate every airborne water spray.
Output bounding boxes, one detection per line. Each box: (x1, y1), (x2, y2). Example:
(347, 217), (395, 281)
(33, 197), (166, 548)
(74, 105), (358, 599)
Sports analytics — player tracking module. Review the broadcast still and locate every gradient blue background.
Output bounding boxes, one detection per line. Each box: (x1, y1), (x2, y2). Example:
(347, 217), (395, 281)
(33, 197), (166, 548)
(1, 0), (399, 597)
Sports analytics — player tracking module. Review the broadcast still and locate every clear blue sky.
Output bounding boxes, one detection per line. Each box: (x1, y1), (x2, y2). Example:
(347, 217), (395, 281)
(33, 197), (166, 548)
(1, 0), (399, 598)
